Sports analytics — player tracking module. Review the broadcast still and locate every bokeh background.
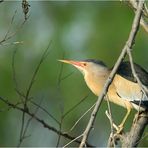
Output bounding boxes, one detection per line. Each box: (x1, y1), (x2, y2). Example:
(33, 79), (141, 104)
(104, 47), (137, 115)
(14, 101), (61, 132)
(0, 1), (148, 147)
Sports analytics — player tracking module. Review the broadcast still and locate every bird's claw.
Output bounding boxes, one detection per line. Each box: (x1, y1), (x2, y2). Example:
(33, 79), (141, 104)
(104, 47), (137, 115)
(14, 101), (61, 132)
(105, 110), (124, 134)
(110, 122), (124, 134)
(116, 124), (124, 134)
(112, 123), (124, 134)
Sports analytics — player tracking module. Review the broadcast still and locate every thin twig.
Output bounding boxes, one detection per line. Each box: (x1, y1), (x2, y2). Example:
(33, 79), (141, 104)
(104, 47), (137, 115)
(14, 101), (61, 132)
(127, 47), (148, 94)
(0, 11), (28, 46)
(0, 96), (93, 147)
(127, 47), (146, 125)
(59, 72), (74, 82)
(12, 48), (25, 101)
(126, 45), (148, 147)
(56, 53), (81, 146)
(57, 53), (65, 87)
(126, 0), (148, 33)
(105, 111), (118, 131)
(63, 95), (89, 119)
(25, 41), (52, 101)
(106, 95), (116, 147)
(63, 134), (83, 148)
(30, 100), (60, 125)
(17, 98), (42, 147)
(19, 41), (52, 146)
(79, 1), (144, 147)
(56, 52), (65, 147)
(56, 118), (63, 147)
(4, 10), (17, 41)
(67, 103), (95, 134)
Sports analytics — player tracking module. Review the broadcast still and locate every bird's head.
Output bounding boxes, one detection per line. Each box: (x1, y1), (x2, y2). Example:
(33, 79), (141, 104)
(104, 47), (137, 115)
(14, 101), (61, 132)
(58, 59), (108, 76)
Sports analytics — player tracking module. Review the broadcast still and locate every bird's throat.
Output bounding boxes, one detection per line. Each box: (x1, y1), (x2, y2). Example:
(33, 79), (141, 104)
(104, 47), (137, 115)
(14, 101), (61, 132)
(84, 72), (109, 96)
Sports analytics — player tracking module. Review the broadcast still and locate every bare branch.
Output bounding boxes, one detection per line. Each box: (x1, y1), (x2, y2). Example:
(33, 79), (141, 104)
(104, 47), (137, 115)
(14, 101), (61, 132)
(12, 48), (25, 101)
(0, 96), (93, 147)
(63, 95), (89, 119)
(121, 112), (148, 147)
(63, 134), (83, 148)
(18, 41), (52, 146)
(66, 101), (95, 134)
(125, 0), (148, 33)
(0, 11), (28, 46)
(25, 41), (52, 101)
(30, 100), (60, 125)
(127, 47), (148, 94)
(106, 95), (116, 147)
(79, 1), (144, 147)
(17, 98), (42, 147)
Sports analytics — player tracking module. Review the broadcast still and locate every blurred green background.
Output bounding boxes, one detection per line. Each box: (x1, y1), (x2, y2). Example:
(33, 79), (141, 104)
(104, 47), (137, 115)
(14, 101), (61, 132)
(0, 1), (148, 147)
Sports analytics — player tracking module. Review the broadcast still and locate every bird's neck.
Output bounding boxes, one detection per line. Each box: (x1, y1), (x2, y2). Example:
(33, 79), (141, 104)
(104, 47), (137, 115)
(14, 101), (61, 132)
(84, 70), (109, 96)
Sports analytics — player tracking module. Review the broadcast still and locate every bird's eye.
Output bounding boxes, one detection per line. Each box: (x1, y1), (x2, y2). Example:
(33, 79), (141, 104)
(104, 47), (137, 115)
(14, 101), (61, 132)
(83, 63), (87, 66)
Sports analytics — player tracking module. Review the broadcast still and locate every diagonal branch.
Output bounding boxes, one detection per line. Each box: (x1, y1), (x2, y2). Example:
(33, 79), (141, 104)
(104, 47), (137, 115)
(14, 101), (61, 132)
(79, 1), (144, 147)
(125, 0), (148, 33)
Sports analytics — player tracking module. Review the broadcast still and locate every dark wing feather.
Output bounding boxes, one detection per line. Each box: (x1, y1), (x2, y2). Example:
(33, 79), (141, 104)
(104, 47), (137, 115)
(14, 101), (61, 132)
(131, 100), (148, 109)
(116, 61), (148, 87)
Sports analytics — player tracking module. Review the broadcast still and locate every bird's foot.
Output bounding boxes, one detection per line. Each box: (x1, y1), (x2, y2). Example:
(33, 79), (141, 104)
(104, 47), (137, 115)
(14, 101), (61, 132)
(105, 110), (124, 134)
(109, 122), (123, 134)
(116, 124), (124, 134)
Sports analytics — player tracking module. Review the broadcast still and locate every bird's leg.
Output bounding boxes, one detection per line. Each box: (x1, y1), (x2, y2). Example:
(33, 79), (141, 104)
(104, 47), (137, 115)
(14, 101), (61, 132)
(117, 108), (131, 134)
(105, 110), (119, 131)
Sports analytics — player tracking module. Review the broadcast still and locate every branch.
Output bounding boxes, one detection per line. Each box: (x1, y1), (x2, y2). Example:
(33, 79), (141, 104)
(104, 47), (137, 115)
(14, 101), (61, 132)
(121, 112), (148, 147)
(15, 41), (52, 146)
(0, 10), (28, 46)
(79, 1), (144, 147)
(17, 98), (41, 147)
(0, 96), (93, 147)
(125, 0), (148, 33)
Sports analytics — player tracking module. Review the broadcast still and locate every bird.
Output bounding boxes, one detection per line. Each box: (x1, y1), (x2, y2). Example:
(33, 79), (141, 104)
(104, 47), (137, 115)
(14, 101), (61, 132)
(59, 59), (148, 133)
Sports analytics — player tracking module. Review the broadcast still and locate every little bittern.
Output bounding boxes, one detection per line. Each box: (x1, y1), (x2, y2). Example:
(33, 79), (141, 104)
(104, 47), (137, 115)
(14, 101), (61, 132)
(59, 59), (148, 132)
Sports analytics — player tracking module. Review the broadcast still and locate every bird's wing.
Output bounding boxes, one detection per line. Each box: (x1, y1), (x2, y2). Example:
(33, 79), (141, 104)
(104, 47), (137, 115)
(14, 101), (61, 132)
(116, 61), (148, 87)
(113, 61), (148, 109)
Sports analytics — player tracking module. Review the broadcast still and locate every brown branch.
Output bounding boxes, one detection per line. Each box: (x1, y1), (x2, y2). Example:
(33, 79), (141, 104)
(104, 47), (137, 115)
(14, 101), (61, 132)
(79, 1), (144, 147)
(125, 0), (148, 33)
(108, 1), (148, 147)
(121, 112), (148, 147)
(0, 96), (93, 147)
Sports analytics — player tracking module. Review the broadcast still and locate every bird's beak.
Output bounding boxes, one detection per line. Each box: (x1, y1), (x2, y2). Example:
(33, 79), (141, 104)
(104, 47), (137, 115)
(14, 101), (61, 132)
(58, 59), (83, 67)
